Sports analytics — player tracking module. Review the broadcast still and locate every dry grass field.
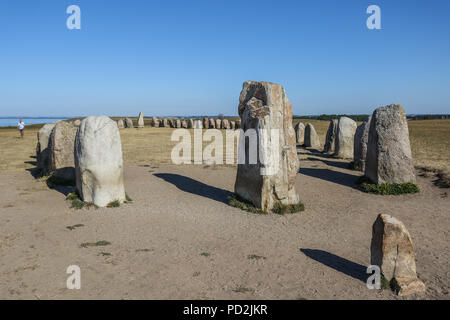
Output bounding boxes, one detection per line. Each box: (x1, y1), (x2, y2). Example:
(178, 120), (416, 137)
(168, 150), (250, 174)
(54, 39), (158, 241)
(1, 119), (448, 175)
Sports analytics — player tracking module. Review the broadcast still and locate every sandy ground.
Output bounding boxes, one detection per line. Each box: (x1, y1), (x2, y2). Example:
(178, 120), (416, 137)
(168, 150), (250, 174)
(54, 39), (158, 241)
(0, 148), (448, 300)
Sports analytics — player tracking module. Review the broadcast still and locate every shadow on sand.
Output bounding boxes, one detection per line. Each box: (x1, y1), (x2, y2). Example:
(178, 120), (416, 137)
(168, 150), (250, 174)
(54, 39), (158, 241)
(24, 157), (75, 196)
(300, 167), (360, 189)
(154, 173), (233, 204)
(300, 249), (367, 283)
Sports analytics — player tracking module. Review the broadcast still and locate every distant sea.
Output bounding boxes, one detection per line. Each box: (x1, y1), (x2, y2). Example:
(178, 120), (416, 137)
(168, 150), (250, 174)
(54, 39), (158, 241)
(0, 118), (68, 127)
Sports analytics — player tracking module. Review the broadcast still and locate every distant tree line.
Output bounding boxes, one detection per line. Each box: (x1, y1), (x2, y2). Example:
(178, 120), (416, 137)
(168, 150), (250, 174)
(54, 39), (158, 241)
(294, 114), (370, 122)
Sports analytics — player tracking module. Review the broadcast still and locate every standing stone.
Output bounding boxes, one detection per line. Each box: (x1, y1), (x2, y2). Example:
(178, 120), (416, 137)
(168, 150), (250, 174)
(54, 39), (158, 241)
(365, 104), (416, 184)
(371, 214), (425, 296)
(181, 119), (188, 128)
(230, 121), (236, 130)
(203, 117), (209, 129)
(334, 117), (356, 159)
(48, 121), (77, 183)
(194, 120), (203, 129)
(323, 119), (338, 153)
(234, 81), (300, 212)
(235, 119), (241, 129)
(138, 112), (144, 128)
(187, 119), (194, 128)
(222, 119), (230, 130)
(294, 122), (305, 145)
(209, 118), (216, 129)
(36, 123), (56, 174)
(125, 118), (133, 128)
(304, 123), (320, 148)
(215, 118), (222, 129)
(161, 118), (168, 128)
(117, 119), (125, 129)
(175, 119), (181, 128)
(74, 119), (81, 127)
(75, 116), (126, 207)
(152, 117), (159, 127)
(353, 116), (371, 171)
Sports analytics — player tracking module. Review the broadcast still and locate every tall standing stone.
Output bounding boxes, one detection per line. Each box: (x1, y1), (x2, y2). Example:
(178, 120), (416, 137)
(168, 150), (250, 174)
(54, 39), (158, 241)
(48, 121), (77, 183)
(353, 116), (371, 171)
(75, 116), (126, 207)
(203, 117), (209, 129)
(152, 117), (160, 127)
(194, 120), (203, 129)
(209, 118), (216, 129)
(36, 123), (56, 174)
(365, 104), (416, 184)
(294, 122), (305, 145)
(230, 121), (236, 130)
(187, 119), (194, 128)
(125, 118), (133, 128)
(138, 112), (144, 128)
(181, 119), (188, 128)
(334, 117), (357, 159)
(304, 123), (320, 148)
(74, 119), (81, 127)
(371, 214), (425, 296)
(235, 119), (241, 129)
(323, 119), (338, 153)
(234, 81), (300, 212)
(222, 119), (230, 129)
(161, 118), (168, 128)
(175, 119), (181, 128)
(215, 118), (222, 129)
(117, 119), (125, 129)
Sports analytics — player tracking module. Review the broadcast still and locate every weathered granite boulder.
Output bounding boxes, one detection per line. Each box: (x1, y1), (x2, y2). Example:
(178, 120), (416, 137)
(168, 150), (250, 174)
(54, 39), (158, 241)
(125, 118), (133, 128)
(194, 120), (203, 129)
(117, 119), (124, 129)
(209, 118), (216, 129)
(323, 119), (338, 153)
(334, 117), (357, 159)
(152, 117), (159, 127)
(36, 123), (56, 174)
(371, 214), (425, 296)
(48, 121), (77, 183)
(365, 104), (416, 184)
(215, 118), (222, 129)
(138, 112), (144, 128)
(353, 117), (371, 170)
(304, 123), (320, 148)
(75, 116), (126, 207)
(203, 117), (209, 129)
(234, 81), (300, 212)
(222, 119), (230, 130)
(294, 122), (305, 145)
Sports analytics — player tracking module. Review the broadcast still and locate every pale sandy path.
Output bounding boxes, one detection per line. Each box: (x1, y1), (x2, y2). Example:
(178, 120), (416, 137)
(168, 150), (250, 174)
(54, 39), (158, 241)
(0, 152), (448, 299)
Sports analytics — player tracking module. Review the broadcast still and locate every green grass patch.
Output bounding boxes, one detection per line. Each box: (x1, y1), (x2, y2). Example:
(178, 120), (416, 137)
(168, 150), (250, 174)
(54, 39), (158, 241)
(66, 192), (96, 210)
(356, 176), (419, 195)
(348, 161), (362, 171)
(98, 252), (111, 256)
(200, 252), (210, 257)
(229, 194), (265, 214)
(247, 254), (266, 260)
(380, 274), (392, 290)
(272, 201), (305, 214)
(232, 286), (253, 294)
(66, 224), (84, 230)
(125, 193), (133, 202)
(80, 240), (111, 248)
(192, 271), (201, 277)
(107, 200), (120, 208)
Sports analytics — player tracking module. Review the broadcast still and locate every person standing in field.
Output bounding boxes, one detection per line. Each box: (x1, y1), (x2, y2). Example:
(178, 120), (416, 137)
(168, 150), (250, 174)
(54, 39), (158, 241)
(17, 119), (25, 138)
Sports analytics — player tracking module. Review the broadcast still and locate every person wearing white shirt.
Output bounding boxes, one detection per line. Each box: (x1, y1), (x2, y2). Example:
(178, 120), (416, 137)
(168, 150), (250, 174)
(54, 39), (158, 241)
(17, 119), (25, 138)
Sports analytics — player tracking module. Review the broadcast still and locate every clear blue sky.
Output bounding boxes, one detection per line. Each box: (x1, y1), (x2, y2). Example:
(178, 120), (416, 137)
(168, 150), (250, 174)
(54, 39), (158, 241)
(1, 0), (449, 117)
